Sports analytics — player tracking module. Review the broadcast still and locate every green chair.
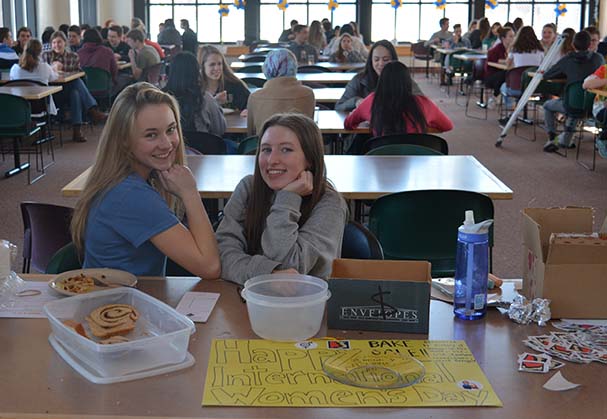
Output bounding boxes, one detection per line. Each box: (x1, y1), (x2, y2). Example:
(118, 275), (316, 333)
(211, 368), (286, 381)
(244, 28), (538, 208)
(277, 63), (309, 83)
(83, 67), (113, 110)
(238, 135), (258, 155)
(0, 93), (44, 183)
(562, 81), (596, 168)
(368, 190), (494, 277)
(365, 144), (444, 156)
(364, 133), (449, 155)
(45, 242), (82, 274)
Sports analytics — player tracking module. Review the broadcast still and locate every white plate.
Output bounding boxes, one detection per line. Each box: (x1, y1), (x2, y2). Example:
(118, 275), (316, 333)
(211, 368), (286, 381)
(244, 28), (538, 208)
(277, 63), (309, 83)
(222, 107), (235, 115)
(49, 268), (137, 297)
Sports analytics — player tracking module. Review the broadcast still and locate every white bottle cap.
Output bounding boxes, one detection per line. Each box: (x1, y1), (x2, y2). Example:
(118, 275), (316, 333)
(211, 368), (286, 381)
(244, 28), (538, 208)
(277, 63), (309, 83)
(464, 210), (475, 226)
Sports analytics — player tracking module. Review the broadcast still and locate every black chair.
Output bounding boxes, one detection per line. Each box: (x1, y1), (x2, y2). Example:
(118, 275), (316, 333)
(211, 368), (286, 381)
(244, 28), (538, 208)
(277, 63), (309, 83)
(411, 41), (433, 78)
(242, 55), (266, 63)
(241, 77), (266, 88)
(183, 131), (227, 155)
(465, 57), (488, 120)
(364, 133), (449, 155)
(21, 202), (73, 273)
(238, 64), (263, 73)
(298, 65), (331, 73)
(340, 221), (384, 260)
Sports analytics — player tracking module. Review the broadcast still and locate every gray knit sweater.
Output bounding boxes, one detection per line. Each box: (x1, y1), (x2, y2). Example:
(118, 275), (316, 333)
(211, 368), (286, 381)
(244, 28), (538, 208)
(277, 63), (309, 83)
(216, 175), (348, 285)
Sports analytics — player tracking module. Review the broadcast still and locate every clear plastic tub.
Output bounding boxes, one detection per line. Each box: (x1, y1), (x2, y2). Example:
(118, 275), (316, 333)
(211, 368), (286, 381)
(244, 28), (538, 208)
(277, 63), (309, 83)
(241, 274), (331, 341)
(43, 287), (195, 379)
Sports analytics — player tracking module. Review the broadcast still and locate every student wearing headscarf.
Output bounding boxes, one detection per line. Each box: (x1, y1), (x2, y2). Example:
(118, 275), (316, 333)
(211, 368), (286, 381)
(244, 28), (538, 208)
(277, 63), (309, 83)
(246, 49), (314, 135)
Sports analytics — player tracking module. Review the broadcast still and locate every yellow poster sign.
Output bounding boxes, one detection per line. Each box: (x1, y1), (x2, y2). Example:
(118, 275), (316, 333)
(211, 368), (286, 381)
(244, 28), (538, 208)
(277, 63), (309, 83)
(202, 339), (502, 407)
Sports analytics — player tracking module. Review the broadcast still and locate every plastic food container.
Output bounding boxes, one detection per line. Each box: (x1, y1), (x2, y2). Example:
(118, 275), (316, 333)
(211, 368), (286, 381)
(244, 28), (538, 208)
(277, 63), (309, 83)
(43, 287), (195, 382)
(241, 274), (331, 341)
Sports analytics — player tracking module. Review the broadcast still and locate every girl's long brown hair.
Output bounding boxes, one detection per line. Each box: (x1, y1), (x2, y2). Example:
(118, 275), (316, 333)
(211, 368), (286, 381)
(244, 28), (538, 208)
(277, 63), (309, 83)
(511, 26), (543, 53)
(197, 45), (248, 92)
(19, 39), (41, 72)
(71, 82), (186, 256)
(479, 18), (491, 41)
(244, 113), (332, 255)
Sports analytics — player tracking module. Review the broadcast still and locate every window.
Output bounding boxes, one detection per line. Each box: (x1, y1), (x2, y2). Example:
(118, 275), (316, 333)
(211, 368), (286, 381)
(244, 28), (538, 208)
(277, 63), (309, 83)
(485, 1), (586, 34)
(259, 0), (357, 43)
(148, 1), (245, 43)
(370, 0), (469, 43)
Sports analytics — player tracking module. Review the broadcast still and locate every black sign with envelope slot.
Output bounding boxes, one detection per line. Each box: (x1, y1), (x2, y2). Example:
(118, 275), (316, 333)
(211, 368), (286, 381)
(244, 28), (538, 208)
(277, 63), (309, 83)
(328, 259), (431, 334)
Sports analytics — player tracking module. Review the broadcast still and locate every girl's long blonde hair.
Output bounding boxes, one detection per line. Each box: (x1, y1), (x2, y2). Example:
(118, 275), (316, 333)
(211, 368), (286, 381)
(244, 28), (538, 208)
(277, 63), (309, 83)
(71, 82), (186, 255)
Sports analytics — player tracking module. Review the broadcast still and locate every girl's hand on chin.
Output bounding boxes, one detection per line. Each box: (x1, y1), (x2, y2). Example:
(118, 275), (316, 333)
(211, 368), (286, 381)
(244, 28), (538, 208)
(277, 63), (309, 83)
(159, 165), (197, 198)
(282, 170), (313, 196)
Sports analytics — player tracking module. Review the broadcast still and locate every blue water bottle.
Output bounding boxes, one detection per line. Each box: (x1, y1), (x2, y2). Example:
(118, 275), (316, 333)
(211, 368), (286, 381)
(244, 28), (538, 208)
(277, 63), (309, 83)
(453, 210), (493, 321)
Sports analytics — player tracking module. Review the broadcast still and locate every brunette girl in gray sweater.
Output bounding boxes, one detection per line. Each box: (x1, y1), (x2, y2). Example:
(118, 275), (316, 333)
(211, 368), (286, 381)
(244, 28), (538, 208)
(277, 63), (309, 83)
(216, 114), (347, 285)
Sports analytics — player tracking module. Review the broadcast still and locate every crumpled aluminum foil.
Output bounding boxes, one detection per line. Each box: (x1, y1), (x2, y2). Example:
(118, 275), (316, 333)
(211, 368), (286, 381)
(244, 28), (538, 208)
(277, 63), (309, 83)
(507, 295), (551, 326)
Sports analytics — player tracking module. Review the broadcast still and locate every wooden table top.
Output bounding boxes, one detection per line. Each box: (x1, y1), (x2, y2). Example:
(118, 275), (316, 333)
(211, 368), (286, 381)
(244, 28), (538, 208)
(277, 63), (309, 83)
(452, 53), (487, 61)
(53, 71), (85, 83)
(431, 46), (482, 55)
(225, 109), (365, 134)
(248, 87), (345, 104)
(1, 275), (603, 419)
(0, 84), (63, 100)
(487, 62), (508, 70)
(62, 155), (513, 200)
(235, 72), (355, 85)
(232, 61), (365, 72)
(0, 71), (83, 86)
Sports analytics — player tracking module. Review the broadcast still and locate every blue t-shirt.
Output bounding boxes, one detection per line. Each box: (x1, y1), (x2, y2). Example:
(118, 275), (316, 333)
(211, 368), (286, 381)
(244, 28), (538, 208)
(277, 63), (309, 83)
(83, 174), (179, 276)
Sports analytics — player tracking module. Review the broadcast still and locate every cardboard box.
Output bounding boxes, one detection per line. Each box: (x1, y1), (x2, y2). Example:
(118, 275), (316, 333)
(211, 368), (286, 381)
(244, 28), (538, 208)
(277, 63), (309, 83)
(522, 207), (607, 318)
(327, 258), (431, 333)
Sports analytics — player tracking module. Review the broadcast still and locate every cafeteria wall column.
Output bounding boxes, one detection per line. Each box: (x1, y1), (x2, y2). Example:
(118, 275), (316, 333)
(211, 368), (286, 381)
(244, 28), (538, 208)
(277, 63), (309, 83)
(358, 0), (371, 46)
(98, 0), (133, 30)
(472, 0), (485, 19)
(244, 0), (260, 45)
(37, 0), (70, 37)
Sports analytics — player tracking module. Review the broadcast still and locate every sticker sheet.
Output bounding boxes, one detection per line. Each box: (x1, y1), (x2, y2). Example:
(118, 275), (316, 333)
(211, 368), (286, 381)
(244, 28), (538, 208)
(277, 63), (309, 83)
(202, 339), (502, 407)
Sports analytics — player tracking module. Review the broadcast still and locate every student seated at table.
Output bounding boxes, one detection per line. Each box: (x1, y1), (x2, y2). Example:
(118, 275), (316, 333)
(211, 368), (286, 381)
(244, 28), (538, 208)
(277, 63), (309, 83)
(328, 33), (366, 63)
(287, 24), (319, 64)
(336, 40), (422, 112)
(344, 61), (453, 137)
(483, 22), (501, 50)
(498, 26), (544, 126)
(126, 28), (161, 83)
(584, 67), (607, 159)
(325, 24), (368, 60)
(216, 113), (348, 285)
(71, 82), (220, 278)
(12, 26), (32, 56)
(77, 29), (119, 91)
(468, 17), (490, 50)
(246, 49), (314, 135)
(484, 27), (515, 107)
(41, 30), (107, 142)
(9, 39), (58, 114)
(105, 25), (131, 62)
(425, 17), (453, 47)
(68, 25), (82, 52)
(163, 52), (226, 137)
(557, 28), (576, 60)
(308, 21), (327, 54)
(0, 27), (19, 69)
(541, 23), (557, 53)
(542, 31), (604, 152)
(198, 45), (250, 112)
